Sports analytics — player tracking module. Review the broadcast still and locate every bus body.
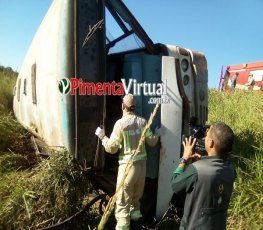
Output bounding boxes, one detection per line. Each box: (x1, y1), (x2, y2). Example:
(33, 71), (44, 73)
(13, 0), (208, 222)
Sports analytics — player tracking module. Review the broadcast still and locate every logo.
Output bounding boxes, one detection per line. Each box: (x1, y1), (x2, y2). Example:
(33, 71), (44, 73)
(58, 77), (171, 104)
(58, 78), (70, 94)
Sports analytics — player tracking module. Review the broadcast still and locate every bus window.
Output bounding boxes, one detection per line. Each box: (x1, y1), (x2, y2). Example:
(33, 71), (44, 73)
(31, 63), (37, 104)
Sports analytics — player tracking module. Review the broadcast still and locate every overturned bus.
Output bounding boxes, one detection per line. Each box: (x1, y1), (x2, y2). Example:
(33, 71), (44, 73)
(13, 0), (208, 224)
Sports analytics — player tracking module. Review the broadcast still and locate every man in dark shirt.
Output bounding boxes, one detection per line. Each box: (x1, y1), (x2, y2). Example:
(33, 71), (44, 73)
(171, 121), (235, 230)
(231, 72), (239, 91)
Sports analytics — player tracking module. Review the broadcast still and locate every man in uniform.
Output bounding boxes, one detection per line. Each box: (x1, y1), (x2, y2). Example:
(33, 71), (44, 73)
(95, 93), (163, 229)
(171, 121), (235, 230)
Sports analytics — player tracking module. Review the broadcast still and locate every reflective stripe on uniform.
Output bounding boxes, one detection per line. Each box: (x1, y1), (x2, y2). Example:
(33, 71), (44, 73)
(119, 126), (148, 163)
(123, 131), (131, 154)
(118, 153), (147, 163)
(130, 210), (143, 221)
(145, 127), (153, 137)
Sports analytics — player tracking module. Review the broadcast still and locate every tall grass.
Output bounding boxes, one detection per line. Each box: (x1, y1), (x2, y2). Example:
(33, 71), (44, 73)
(208, 90), (263, 230)
(0, 66), (33, 154)
(0, 66), (17, 114)
(228, 153), (263, 230)
(0, 150), (97, 229)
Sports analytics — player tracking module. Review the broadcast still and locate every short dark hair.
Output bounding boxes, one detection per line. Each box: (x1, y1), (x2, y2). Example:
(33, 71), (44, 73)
(210, 122), (234, 158)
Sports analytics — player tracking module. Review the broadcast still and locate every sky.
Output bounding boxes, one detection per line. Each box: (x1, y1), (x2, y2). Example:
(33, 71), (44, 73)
(0, 0), (262, 89)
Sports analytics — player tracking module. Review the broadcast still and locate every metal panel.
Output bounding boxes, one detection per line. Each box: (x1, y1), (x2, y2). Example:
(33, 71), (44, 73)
(156, 56), (183, 219)
(123, 53), (161, 178)
(75, 0), (106, 163)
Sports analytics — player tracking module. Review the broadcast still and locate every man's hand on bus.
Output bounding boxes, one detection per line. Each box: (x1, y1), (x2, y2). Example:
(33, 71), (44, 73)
(155, 125), (166, 137)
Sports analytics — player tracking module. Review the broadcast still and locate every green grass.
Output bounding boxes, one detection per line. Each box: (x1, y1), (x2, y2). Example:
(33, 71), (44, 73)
(208, 90), (263, 230)
(0, 66), (36, 167)
(0, 150), (96, 229)
(227, 153), (263, 230)
(0, 66), (17, 114)
(0, 114), (32, 153)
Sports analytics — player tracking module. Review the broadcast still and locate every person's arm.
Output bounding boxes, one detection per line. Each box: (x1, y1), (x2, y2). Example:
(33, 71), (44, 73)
(171, 136), (201, 193)
(171, 164), (197, 193)
(145, 125), (165, 147)
(145, 128), (158, 147)
(101, 121), (122, 154)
